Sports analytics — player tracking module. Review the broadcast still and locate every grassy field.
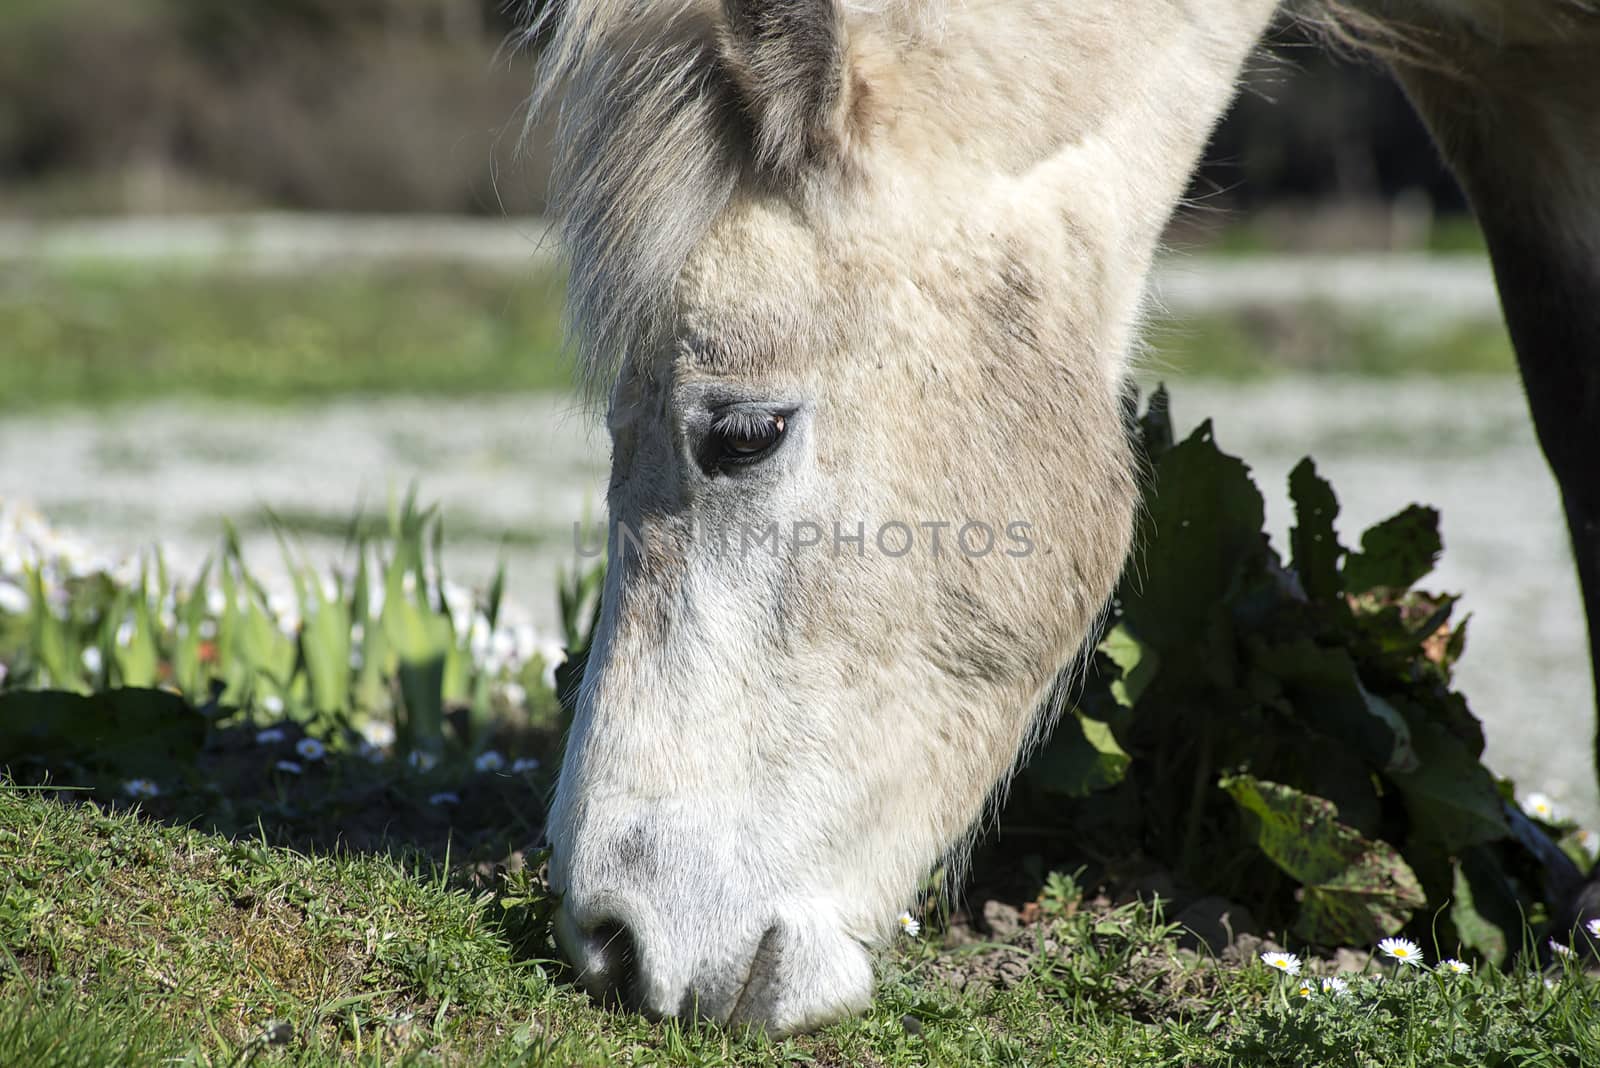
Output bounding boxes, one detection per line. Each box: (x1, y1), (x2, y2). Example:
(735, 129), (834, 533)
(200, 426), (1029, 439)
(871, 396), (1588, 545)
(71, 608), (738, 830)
(5, 785), (1596, 1067)
(0, 264), (572, 409)
(0, 262), (1516, 412)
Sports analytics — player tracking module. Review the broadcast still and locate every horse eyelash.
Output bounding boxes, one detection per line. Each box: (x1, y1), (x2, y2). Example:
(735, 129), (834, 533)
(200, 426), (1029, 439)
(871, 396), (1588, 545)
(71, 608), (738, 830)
(710, 410), (780, 439)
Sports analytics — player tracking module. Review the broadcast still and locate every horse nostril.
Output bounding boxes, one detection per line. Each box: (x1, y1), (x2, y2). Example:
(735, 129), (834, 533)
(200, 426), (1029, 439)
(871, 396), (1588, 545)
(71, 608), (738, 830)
(587, 919), (641, 1008)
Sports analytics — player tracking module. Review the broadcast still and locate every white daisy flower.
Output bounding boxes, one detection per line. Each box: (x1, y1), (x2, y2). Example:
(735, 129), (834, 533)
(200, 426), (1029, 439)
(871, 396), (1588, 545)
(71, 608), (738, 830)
(255, 727), (287, 746)
(295, 738), (326, 762)
(1441, 959), (1471, 975)
(261, 695), (284, 716)
(1522, 792), (1563, 823)
(1586, 919), (1600, 940)
(1378, 938), (1424, 966)
(358, 720), (396, 748)
(1294, 981), (1313, 999)
(274, 760), (303, 775)
(474, 750), (506, 773)
(115, 619), (136, 648)
(1548, 939), (1572, 958)
(897, 912), (921, 938)
(123, 778), (160, 799)
(1260, 951), (1301, 976)
(429, 791), (460, 807)
(1320, 977), (1350, 997)
(511, 757), (541, 774)
(81, 647), (103, 675)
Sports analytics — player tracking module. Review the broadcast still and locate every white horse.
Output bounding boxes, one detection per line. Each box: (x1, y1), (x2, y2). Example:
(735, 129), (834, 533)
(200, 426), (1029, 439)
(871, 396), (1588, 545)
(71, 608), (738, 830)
(528, 0), (1600, 1034)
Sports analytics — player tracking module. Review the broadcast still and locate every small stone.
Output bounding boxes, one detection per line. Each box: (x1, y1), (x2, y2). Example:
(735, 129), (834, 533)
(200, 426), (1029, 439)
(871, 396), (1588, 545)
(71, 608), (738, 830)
(995, 957), (1029, 987)
(982, 899), (1023, 939)
(1223, 932), (1281, 967)
(1331, 947), (1370, 974)
(1175, 896), (1258, 955)
(900, 1014), (924, 1036)
(1118, 868), (1183, 914)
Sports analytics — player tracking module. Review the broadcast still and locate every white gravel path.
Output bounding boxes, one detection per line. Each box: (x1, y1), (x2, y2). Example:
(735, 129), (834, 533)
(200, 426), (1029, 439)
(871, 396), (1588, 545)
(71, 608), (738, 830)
(0, 213), (1502, 317)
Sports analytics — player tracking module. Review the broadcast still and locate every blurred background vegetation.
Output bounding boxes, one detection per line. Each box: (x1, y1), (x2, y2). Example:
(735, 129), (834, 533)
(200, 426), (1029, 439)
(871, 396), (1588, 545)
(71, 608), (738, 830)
(0, 0), (541, 217)
(0, 0), (1465, 240)
(0, 0), (1510, 408)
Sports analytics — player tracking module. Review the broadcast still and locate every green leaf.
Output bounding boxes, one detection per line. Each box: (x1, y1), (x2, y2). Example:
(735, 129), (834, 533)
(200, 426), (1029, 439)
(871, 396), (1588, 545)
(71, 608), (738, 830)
(383, 550), (452, 753)
(111, 581), (161, 690)
(1120, 422), (1267, 655)
(1098, 624), (1159, 709)
(27, 567), (80, 691)
(1223, 774), (1425, 945)
(1342, 505), (1441, 593)
(1449, 847), (1524, 967)
(1030, 711), (1131, 798)
(1138, 384), (1175, 462)
(300, 572), (352, 715)
(1287, 458), (1345, 603)
(0, 688), (203, 778)
(1255, 637), (1417, 773)
(1391, 718), (1508, 854)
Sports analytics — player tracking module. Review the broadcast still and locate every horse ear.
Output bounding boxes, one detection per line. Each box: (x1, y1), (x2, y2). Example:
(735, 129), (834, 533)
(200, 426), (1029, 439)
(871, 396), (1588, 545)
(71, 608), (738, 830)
(719, 0), (860, 177)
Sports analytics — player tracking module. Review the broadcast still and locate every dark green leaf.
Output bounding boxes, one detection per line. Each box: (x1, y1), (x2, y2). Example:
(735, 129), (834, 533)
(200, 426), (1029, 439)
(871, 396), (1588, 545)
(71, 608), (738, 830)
(1392, 719), (1508, 854)
(1098, 624), (1159, 709)
(1343, 505), (1441, 592)
(1254, 637), (1417, 773)
(1223, 774), (1425, 945)
(1449, 847), (1524, 967)
(1029, 712), (1131, 798)
(1120, 422), (1266, 654)
(1287, 458), (1344, 603)
(0, 688), (204, 778)
(1138, 384), (1174, 461)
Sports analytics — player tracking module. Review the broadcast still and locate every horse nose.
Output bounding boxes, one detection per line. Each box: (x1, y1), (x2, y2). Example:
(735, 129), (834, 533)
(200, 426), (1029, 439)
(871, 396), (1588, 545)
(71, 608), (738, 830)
(554, 906), (642, 1008)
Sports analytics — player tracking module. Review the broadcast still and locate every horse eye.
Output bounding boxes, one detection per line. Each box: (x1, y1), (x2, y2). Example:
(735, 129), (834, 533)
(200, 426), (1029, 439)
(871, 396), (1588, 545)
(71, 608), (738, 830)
(703, 411), (788, 470)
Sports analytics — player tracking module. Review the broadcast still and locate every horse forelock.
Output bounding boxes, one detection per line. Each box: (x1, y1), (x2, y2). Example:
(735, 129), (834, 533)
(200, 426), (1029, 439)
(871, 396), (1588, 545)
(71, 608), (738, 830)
(520, 0), (950, 403)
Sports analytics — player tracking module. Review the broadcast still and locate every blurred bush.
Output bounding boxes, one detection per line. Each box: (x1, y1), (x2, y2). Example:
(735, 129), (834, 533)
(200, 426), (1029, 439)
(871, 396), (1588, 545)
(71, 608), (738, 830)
(0, 2), (1466, 224)
(0, 0), (547, 215)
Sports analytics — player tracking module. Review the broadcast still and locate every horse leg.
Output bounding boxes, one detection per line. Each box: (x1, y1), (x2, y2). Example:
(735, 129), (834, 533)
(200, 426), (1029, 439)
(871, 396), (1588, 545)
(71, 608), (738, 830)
(1390, 37), (1600, 804)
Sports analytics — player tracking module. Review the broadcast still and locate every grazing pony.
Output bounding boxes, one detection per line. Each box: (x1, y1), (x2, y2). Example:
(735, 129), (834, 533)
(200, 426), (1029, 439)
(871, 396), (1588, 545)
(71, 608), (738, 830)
(528, 0), (1600, 1034)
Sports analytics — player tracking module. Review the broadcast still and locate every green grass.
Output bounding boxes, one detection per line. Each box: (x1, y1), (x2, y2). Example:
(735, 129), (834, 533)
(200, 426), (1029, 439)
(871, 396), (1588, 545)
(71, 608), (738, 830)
(0, 261), (1517, 412)
(1183, 215), (1491, 258)
(0, 263), (573, 410)
(1143, 308), (1516, 379)
(3, 786), (1596, 1066)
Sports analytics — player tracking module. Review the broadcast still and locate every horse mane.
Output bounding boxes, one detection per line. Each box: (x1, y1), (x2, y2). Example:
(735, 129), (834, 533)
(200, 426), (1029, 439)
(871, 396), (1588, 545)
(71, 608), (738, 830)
(1301, 0), (1600, 72)
(516, 0), (739, 401)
